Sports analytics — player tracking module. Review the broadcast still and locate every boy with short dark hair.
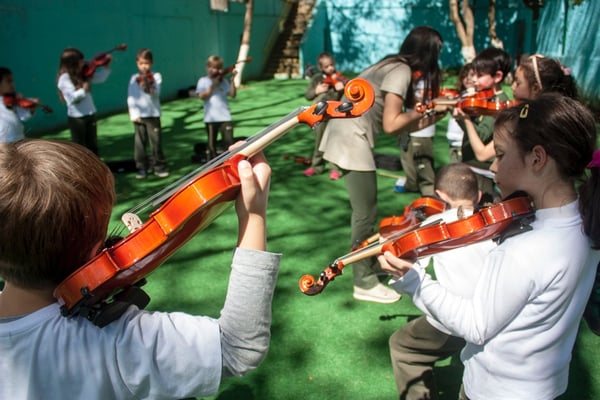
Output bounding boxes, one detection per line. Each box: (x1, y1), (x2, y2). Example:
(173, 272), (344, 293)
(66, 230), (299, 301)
(455, 47), (512, 203)
(127, 48), (169, 179)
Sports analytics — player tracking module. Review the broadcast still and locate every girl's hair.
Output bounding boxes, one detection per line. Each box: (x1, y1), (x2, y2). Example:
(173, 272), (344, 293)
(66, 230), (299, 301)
(518, 54), (578, 99)
(494, 93), (599, 248)
(472, 47), (512, 81)
(0, 140), (116, 289)
(136, 48), (153, 62)
(0, 67), (11, 82)
(435, 162), (479, 205)
(206, 55), (224, 69)
(376, 26), (443, 107)
(57, 48), (85, 101)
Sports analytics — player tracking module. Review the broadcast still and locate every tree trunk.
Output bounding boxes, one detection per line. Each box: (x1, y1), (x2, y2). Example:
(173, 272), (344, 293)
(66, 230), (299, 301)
(488, 0), (504, 48)
(234, 0), (253, 88)
(449, 0), (476, 63)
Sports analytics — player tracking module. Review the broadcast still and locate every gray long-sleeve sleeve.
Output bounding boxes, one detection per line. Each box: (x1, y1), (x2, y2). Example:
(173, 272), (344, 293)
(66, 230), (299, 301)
(217, 247), (281, 377)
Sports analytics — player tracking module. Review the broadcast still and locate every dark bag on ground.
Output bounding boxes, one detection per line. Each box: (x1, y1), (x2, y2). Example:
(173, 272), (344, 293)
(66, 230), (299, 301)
(374, 153), (402, 171)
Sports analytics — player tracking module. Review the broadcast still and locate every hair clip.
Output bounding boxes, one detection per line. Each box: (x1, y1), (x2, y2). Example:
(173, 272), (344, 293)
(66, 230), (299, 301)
(557, 59), (572, 76)
(519, 104), (529, 119)
(587, 150), (600, 169)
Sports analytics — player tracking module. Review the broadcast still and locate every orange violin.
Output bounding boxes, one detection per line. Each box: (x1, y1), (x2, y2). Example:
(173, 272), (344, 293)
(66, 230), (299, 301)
(322, 71), (349, 88)
(354, 197), (446, 250)
(456, 97), (521, 117)
(438, 88), (460, 98)
(53, 78), (375, 325)
(415, 88), (495, 114)
(299, 192), (534, 296)
(218, 57), (253, 79)
(82, 43), (127, 79)
(3, 94), (53, 113)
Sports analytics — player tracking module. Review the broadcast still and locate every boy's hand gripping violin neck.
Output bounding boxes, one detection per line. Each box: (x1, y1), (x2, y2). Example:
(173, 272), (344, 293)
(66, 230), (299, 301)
(53, 78), (375, 327)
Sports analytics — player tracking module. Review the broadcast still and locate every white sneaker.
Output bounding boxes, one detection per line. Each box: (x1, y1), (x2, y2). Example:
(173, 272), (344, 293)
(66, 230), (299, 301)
(353, 283), (401, 304)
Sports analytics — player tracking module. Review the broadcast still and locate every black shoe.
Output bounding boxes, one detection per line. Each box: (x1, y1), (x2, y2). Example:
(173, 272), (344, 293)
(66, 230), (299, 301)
(135, 169), (147, 179)
(154, 167), (169, 178)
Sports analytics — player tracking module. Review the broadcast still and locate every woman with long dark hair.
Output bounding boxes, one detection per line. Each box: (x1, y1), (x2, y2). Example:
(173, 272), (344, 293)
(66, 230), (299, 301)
(319, 26), (445, 303)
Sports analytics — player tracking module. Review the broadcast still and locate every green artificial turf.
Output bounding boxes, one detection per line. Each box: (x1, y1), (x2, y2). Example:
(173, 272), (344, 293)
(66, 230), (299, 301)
(41, 78), (599, 399)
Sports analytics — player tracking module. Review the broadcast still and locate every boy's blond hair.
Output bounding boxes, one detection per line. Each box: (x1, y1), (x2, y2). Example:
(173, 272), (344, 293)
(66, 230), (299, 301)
(206, 55), (224, 69)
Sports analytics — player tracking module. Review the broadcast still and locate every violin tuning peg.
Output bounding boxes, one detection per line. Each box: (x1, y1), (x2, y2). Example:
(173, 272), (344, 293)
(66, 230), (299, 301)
(336, 102), (354, 113)
(313, 101), (328, 116)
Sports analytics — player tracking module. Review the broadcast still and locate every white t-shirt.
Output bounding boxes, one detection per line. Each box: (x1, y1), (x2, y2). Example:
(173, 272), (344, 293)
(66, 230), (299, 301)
(446, 117), (464, 147)
(0, 97), (30, 142)
(0, 303), (222, 399)
(195, 76), (232, 123)
(0, 248), (281, 400)
(57, 67), (110, 118)
(127, 72), (162, 120)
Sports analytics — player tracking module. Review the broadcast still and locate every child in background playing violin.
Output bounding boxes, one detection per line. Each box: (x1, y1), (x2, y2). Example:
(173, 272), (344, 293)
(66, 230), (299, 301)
(57, 47), (112, 155)
(445, 63), (475, 163)
(303, 52), (346, 180)
(398, 77), (438, 196)
(454, 47), (512, 204)
(0, 67), (34, 143)
(389, 162), (496, 399)
(0, 139), (281, 399)
(380, 93), (600, 399)
(127, 48), (169, 179)
(196, 55), (237, 160)
(465, 54), (579, 163)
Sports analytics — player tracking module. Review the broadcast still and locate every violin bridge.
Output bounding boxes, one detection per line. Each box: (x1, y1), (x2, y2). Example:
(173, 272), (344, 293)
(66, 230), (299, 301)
(122, 212), (143, 233)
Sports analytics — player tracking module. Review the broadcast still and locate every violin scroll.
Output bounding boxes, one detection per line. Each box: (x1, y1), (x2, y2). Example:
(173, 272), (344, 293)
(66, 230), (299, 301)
(298, 78), (375, 127)
(298, 262), (344, 295)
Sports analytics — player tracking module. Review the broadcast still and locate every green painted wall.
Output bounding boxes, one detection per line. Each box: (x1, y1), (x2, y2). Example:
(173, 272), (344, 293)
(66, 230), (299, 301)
(300, 0), (599, 102)
(301, 0), (533, 73)
(536, 0), (600, 101)
(0, 0), (287, 134)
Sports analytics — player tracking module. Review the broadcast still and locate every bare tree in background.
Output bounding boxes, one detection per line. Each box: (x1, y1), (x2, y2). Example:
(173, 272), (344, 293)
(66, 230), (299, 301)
(488, 0), (504, 48)
(233, 0), (253, 88)
(449, 0), (476, 63)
